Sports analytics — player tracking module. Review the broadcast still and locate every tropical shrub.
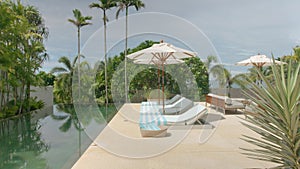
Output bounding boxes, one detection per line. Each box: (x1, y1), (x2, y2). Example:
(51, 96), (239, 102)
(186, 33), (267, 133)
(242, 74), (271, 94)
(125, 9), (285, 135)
(0, 0), (48, 118)
(105, 41), (209, 103)
(242, 62), (300, 168)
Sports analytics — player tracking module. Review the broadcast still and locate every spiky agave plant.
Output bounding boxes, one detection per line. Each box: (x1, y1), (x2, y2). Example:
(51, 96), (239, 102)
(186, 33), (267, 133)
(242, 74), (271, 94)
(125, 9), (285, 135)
(241, 61), (300, 168)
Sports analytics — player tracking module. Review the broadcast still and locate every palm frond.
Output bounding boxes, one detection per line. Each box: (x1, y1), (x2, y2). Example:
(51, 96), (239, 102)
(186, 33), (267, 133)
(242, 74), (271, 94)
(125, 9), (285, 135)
(50, 67), (68, 73)
(89, 3), (101, 9)
(58, 56), (72, 71)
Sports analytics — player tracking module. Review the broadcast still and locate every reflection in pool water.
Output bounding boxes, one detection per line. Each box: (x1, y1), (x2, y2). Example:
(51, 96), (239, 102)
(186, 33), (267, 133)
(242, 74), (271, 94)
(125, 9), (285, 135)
(0, 104), (116, 169)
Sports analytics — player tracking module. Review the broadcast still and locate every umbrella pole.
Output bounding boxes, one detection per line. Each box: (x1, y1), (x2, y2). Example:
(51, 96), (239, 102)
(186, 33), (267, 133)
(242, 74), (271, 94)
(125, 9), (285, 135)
(256, 65), (262, 87)
(158, 65), (160, 105)
(162, 64), (165, 114)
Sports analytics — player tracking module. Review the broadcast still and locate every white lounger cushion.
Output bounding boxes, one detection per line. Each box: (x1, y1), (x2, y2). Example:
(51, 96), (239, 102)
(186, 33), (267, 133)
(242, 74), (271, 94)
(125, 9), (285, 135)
(162, 97), (194, 115)
(164, 94), (182, 105)
(224, 100), (245, 109)
(163, 104), (207, 125)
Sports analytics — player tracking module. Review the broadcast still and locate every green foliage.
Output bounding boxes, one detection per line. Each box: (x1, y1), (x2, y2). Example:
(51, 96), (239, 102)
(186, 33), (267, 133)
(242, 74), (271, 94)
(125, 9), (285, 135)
(90, 0), (117, 23)
(0, 113), (49, 168)
(0, 105), (18, 119)
(95, 40), (158, 103)
(242, 62), (300, 168)
(116, 0), (145, 19)
(210, 64), (247, 96)
(36, 71), (55, 86)
(0, 0), (48, 118)
(51, 56), (77, 104)
(104, 40), (208, 102)
(68, 9), (92, 28)
(25, 97), (45, 111)
(184, 57), (209, 98)
(90, 0), (117, 107)
(0, 97), (44, 119)
(52, 104), (82, 132)
(98, 104), (118, 122)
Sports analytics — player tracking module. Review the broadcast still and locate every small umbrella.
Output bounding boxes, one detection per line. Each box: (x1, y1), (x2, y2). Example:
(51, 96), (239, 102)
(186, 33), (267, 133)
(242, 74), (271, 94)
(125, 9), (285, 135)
(127, 41), (196, 113)
(236, 54), (285, 68)
(133, 58), (184, 65)
(236, 54), (286, 85)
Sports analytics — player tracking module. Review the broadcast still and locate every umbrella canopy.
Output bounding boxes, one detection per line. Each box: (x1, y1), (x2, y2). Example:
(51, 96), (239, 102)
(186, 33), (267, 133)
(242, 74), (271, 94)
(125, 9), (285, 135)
(127, 41), (197, 113)
(236, 54), (285, 68)
(133, 58), (185, 65)
(236, 54), (286, 86)
(127, 42), (196, 61)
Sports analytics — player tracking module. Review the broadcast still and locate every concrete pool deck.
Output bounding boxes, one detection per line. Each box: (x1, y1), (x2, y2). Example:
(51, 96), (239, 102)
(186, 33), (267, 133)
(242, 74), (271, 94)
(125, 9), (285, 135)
(72, 103), (276, 169)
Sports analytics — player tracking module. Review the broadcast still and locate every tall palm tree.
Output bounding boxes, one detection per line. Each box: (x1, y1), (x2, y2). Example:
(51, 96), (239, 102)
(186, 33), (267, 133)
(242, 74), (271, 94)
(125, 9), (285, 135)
(90, 0), (117, 120)
(68, 9), (92, 102)
(116, 0), (145, 102)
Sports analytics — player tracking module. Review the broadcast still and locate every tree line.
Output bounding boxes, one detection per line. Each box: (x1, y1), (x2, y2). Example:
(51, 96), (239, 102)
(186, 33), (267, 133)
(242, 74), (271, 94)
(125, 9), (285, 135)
(0, 0), (48, 118)
(52, 40), (209, 104)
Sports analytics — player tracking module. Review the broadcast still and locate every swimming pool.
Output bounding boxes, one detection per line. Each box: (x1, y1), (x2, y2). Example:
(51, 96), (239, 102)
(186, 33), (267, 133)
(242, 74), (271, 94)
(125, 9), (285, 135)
(0, 104), (114, 169)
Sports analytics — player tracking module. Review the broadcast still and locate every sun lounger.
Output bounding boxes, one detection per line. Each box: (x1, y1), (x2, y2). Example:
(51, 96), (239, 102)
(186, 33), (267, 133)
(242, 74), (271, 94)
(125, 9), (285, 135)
(205, 93), (245, 114)
(139, 102), (168, 137)
(140, 124), (168, 137)
(163, 104), (207, 125)
(164, 94), (182, 105)
(161, 97), (194, 115)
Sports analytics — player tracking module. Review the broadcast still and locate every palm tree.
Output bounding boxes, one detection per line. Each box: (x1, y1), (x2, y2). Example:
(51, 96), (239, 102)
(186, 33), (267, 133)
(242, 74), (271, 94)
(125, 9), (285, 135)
(210, 65), (246, 97)
(204, 55), (218, 71)
(90, 0), (117, 120)
(245, 65), (275, 86)
(68, 9), (92, 102)
(282, 46), (300, 71)
(89, 0), (116, 104)
(204, 55), (218, 91)
(51, 56), (78, 103)
(51, 104), (83, 156)
(116, 0), (145, 102)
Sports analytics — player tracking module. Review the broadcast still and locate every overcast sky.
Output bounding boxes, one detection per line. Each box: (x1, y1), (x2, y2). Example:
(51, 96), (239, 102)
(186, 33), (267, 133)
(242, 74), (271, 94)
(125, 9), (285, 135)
(25, 0), (300, 74)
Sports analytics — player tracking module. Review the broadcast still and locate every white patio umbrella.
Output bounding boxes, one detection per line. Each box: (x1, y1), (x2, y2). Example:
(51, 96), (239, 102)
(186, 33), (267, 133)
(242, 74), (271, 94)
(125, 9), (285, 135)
(236, 54), (286, 85)
(127, 41), (197, 113)
(236, 54), (285, 68)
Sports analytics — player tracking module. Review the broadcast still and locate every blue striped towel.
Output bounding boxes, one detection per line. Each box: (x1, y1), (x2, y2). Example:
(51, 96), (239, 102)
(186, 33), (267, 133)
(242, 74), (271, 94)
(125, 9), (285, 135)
(139, 102), (167, 131)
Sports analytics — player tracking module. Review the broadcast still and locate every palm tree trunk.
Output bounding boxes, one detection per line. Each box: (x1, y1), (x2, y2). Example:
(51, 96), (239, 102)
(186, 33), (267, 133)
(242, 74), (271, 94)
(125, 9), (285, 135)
(104, 11), (108, 121)
(78, 127), (82, 156)
(0, 89), (3, 111)
(26, 81), (31, 112)
(124, 7), (129, 103)
(70, 73), (73, 103)
(5, 72), (9, 106)
(0, 71), (6, 110)
(18, 83), (25, 115)
(77, 27), (81, 103)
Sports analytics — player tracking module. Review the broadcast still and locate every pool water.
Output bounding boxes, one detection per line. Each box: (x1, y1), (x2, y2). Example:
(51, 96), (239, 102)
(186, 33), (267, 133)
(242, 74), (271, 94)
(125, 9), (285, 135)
(0, 104), (114, 169)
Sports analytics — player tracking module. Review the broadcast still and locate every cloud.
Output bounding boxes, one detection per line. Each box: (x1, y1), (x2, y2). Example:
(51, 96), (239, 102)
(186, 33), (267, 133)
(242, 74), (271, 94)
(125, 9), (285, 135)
(27, 0), (300, 73)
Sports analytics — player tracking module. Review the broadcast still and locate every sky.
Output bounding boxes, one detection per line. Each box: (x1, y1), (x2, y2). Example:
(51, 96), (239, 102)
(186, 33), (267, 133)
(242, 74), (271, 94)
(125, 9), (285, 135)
(24, 0), (300, 74)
